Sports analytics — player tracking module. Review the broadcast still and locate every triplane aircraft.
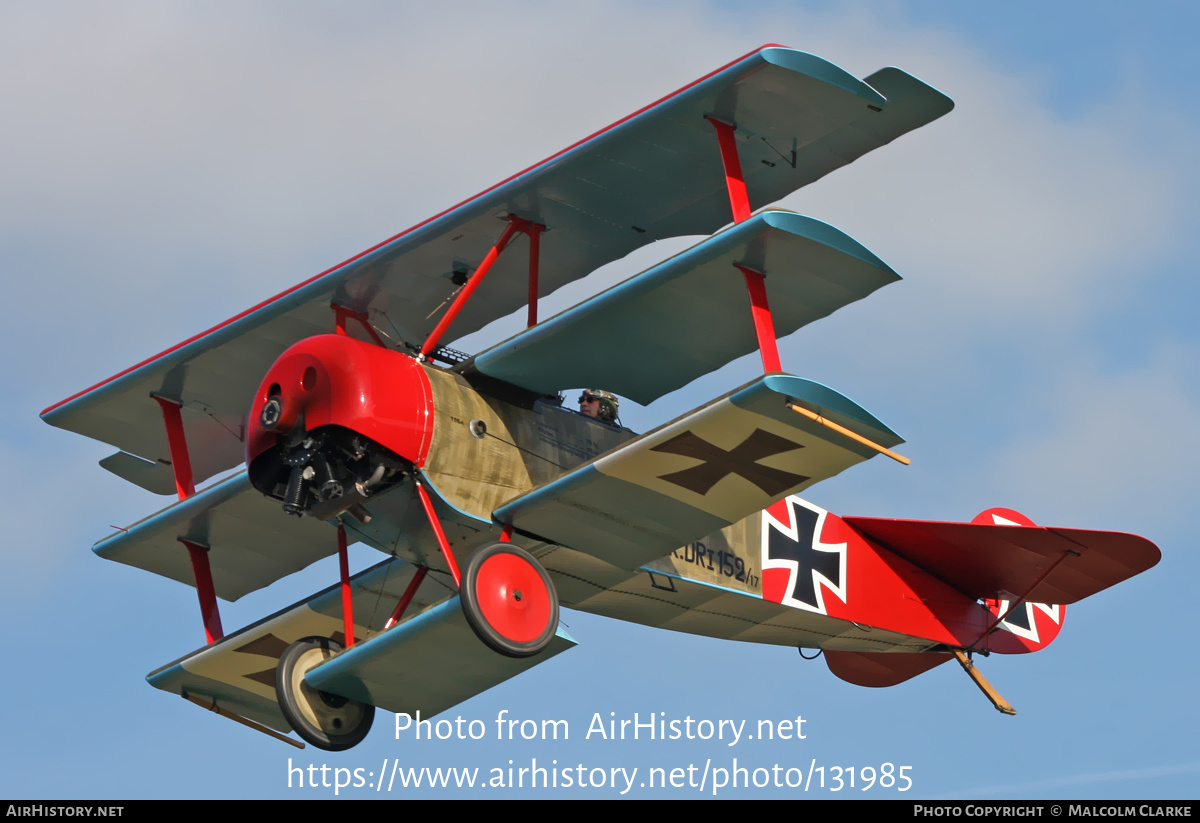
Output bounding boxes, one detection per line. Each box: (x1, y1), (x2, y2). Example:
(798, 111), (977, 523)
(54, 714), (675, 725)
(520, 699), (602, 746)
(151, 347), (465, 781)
(44, 45), (1160, 751)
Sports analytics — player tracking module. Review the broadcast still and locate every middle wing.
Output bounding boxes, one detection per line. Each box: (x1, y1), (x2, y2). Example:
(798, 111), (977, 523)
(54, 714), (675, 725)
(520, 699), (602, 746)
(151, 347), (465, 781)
(466, 210), (898, 404)
(495, 373), (901, 569)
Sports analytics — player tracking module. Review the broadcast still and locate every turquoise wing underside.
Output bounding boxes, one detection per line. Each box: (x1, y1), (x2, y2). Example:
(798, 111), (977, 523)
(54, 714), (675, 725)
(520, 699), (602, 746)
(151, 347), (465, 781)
(469, 210), (900, 404)
(92, 472), (338, 602)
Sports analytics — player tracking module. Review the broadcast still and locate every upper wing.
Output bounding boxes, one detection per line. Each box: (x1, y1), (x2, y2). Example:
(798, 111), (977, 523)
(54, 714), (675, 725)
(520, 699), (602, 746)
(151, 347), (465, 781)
(495, 373), (901, 570)
(467, 210), (899, 404)
(42, 46), (951, 490)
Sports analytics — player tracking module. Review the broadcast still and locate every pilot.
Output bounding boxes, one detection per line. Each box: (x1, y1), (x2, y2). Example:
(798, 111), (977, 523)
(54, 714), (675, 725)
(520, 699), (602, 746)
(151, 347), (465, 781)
(578, 389), (619, 424)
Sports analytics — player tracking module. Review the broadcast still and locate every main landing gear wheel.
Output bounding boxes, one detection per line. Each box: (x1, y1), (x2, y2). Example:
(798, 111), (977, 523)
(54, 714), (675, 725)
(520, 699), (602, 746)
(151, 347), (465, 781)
(461, 542), (559, 658)
(275, 636), (374, 751)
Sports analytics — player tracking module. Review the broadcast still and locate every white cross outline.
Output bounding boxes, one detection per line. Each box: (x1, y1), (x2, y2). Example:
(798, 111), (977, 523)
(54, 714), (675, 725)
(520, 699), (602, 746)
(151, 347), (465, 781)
(996, 601), (1062, 643)
(761, 495), (847, 615)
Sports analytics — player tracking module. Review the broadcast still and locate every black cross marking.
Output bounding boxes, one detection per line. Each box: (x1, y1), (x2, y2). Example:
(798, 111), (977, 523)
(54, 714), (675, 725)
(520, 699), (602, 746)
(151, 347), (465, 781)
(651, 428), (807, 496)
(231, 631), (347, 688)
(999, 602), (1034, 633)
(766, 498), (842, 613)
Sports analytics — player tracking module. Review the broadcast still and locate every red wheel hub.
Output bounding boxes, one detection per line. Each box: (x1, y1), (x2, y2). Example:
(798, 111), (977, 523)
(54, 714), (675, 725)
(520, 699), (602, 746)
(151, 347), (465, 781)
(474, 553), (552, 642)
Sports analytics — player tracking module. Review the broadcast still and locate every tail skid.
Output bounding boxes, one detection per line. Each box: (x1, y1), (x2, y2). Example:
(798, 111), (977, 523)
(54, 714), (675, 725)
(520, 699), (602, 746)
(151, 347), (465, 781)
(952, 650), (1017, 716)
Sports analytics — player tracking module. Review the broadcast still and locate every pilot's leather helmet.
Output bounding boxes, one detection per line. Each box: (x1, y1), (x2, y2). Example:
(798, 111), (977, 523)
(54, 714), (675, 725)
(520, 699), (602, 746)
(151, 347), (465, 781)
(579, 389), (619, 423)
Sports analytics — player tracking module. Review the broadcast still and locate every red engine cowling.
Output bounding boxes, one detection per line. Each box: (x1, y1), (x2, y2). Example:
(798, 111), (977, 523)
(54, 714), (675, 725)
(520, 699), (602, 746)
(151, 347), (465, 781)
(246, 334), (434, 519)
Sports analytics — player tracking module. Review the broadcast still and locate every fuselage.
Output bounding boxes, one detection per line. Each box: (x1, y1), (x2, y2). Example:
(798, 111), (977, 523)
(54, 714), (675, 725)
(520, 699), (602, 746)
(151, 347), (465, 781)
(245, 334), (1030, 657)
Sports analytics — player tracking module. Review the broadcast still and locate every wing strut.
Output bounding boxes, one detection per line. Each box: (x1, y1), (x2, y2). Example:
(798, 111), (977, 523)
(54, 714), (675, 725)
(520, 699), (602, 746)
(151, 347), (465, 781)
(337, 524), (356, 647)
(420, 215), (546, 356)
(710, 120), (905, 470)
(523, 220), (546, 327)
(737, 265), (782, 372)
(179, 539), (224, 643)
(154, 395), (227, 643)
(707, 116), (751, 223)
(332, 304), (386, 348)
(709, 118), (806, 384)
(384, 566), (429, 630)
(707, 118), (790, 379)
(414, 480), (463, 587)
(153, 396), (196, 499)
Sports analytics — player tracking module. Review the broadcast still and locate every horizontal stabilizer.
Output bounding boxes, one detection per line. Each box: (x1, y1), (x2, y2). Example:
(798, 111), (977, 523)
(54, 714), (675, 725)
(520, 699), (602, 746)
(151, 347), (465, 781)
(496, 374), (901, 570)
(842, 516), (1161, 605)
(469, 211), (899, 404)
(94, 472), (337, 601)
(42, 46), (951, 488)
(148, 559), (458, 732)
(825, 650), (953, 687)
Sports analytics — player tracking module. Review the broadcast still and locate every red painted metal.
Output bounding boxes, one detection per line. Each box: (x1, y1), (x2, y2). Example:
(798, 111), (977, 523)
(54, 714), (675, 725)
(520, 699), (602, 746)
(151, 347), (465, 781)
(180, 539), (224, 643)
(415, 481), (462, 588)
(475, 552), (552, 643)
(707, 117), (751, 223)
(736, 265), (782, 373)
(841, 516), (1159, 607)
(44, 44), (785, 417)
(332, 304), (386, 348)
(500, 523), (513, 543)
(421, 221), (519, 356)
(384, 566), (429, 630)
(338, 524), (355, 647)
(154, 396), (196, 499)
(520, 221), (545, 328)
(826, 650), (953, 688)
(246, 334), (435, 469)
(761, 497), (990, 649)
(980, 597), (1064, 655)
(973, 550), (1073, 649)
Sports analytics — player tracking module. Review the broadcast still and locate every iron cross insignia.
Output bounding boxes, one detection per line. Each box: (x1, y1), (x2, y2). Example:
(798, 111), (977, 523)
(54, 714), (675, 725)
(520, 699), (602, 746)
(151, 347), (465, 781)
(650, 428), (807, 496)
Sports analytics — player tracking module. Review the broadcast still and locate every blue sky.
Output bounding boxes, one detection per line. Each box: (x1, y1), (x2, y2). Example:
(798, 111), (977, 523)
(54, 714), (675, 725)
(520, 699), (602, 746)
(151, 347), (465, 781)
(3, 1), (1197, 799)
